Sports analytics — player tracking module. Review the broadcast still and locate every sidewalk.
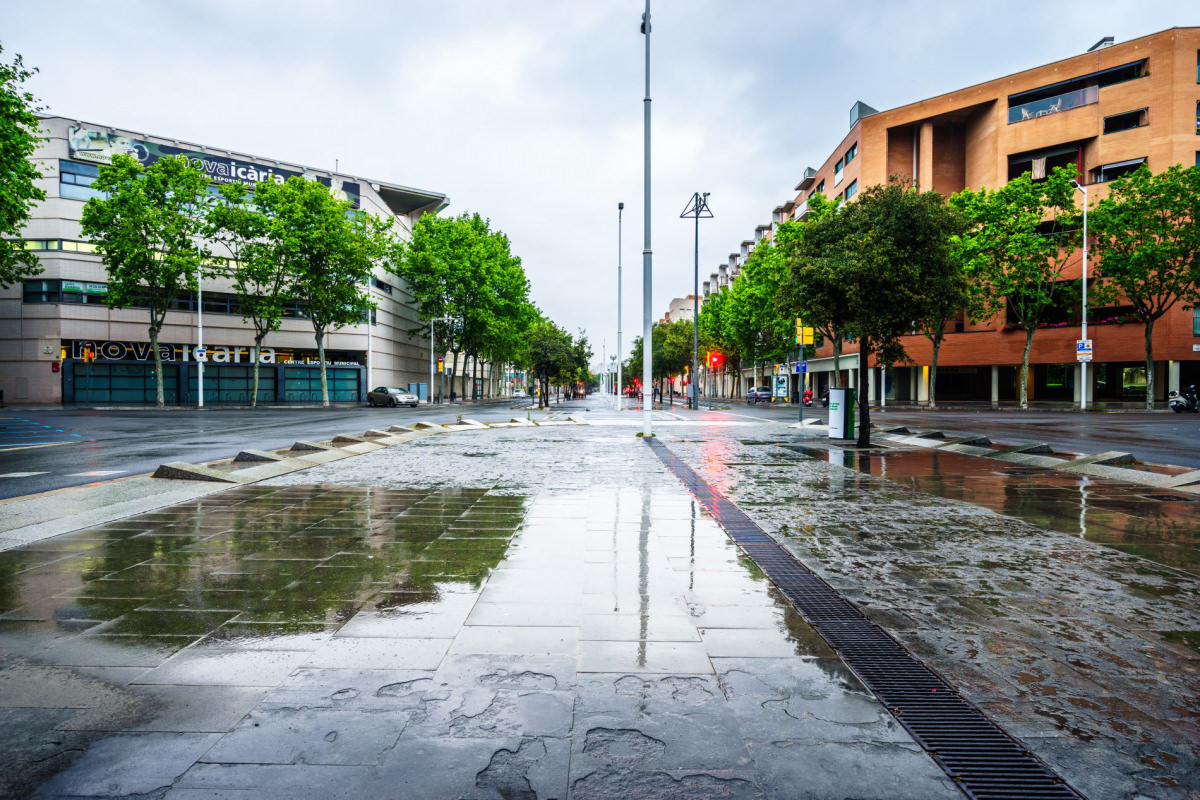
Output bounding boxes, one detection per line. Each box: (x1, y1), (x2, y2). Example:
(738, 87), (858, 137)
(0, 405), (1195, 798)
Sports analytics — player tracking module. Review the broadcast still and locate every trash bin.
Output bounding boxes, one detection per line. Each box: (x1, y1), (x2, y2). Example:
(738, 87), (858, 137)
(827, 388), (855, 440)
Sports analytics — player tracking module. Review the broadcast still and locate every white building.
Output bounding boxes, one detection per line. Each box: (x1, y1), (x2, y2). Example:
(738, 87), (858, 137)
(1, 117), (447, 405)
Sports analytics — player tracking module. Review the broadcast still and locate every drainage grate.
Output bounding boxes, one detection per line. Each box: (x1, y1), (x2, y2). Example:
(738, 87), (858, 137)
(646, 438), (1085, 800)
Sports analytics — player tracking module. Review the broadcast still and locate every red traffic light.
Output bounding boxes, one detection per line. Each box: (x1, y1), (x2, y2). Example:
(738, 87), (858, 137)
(709, 352), (723, 367)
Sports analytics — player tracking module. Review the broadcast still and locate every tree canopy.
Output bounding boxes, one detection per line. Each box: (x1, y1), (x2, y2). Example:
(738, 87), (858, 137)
(1089, 164), (1200, 410)
(0, 45), (46, 288)
(80, 153), (211, 407)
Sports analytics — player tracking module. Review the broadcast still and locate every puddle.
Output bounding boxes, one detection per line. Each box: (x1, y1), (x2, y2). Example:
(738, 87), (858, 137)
(784, 445), (1200, 574)
(0, 486), (529, 642)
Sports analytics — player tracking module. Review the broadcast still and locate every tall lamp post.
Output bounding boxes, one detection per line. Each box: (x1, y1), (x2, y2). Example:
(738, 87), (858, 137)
(680, 192), (712, 410)
(617, 202), (624, 412)
(1071, 180), (1089, 411)
(640, 1), (653, 437)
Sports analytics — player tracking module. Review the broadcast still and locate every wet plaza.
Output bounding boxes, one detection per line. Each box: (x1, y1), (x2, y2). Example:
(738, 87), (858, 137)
(0, 406), (1196, 799)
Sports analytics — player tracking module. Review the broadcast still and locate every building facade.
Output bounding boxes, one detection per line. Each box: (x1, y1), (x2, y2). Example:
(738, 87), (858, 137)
(726, 27), (1200, 405)
(2, 117), (447, 405)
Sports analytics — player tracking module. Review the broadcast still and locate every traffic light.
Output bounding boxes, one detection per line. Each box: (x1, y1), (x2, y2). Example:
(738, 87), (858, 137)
(709, 352), (723, 368)
(437, 357), (444, 373)
(82, 346), (95, 363)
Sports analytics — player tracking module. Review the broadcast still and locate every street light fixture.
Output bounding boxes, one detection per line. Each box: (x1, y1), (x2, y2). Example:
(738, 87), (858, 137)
(1071, 179), (1090, 411)
(680, 192), (712, 410)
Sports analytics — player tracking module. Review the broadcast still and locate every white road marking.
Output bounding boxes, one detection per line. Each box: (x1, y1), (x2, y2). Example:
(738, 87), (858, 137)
(0, 472), (49, 478)
(66, 470), (126, 477)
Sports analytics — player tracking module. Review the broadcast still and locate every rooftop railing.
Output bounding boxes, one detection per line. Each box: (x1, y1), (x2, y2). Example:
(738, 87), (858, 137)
(1009, 85), (1098, 124)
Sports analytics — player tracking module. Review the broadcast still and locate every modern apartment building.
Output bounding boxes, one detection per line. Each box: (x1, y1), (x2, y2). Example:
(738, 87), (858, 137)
(2, 117), (447, 405)
(733, 26), (1200, 405)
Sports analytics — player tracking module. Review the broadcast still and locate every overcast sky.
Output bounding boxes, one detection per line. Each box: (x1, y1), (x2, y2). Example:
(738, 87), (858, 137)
(3, 1), (1195, 366)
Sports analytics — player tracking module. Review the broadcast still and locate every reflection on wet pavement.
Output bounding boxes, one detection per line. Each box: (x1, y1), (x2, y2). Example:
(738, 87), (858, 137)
(669, 432), (1200, 799)
(0, 427), (960, 800)
(782, 444), (1200, 574)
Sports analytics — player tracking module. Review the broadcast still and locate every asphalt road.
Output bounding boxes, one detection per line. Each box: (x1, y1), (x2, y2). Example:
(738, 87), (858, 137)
(0, 400), (539, 500)
(2, 396), (1195, 500)
(709, 400), (1200, 469)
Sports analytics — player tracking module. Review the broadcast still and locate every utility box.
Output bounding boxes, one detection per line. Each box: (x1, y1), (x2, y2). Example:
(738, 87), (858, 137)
(828, 388), (856, 440)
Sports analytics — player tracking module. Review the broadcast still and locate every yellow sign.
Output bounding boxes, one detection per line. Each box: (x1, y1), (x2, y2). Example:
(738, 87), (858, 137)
(795, 319), (814, 346)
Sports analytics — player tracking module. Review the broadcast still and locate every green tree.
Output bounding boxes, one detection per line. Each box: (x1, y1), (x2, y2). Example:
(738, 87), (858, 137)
(792, 182), (967, 445)
(259, 176), (381, 406)
(80, 154), (211, 408)
(950, 166), (1080, 409)
(0, 45), (46, 288)
(724, 237), (791, 389)
(391, 212), (531, 401)
(207, 182), (276, 407)
(1089, 164), (1200, 410)
(778, 193), (853, 389)
(526, 319), (574, 409)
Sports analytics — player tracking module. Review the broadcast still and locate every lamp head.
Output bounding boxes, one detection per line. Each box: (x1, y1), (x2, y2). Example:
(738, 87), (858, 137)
(618, 202), (624, 210)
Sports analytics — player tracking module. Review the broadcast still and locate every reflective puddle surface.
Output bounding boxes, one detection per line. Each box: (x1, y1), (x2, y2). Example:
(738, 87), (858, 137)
(782, 444), (1200, 574)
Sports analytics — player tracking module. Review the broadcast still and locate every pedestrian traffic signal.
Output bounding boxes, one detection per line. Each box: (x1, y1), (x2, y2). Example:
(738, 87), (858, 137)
(82, 346), (95, 363)
(437, 357), (444, 373)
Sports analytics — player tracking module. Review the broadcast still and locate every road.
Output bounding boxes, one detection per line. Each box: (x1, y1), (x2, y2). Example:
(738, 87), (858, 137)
(0, 401), (536, 499)
(2, 396), (1196, 500)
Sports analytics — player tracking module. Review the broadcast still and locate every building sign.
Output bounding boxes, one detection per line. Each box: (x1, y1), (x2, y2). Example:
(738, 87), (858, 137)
(66, 339), (364, 366)
(67, 126), (360, 208)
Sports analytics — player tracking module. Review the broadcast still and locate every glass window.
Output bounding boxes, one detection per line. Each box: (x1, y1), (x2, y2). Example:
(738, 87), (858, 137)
(844, 179), (858, 201)
(1194, 307), (1200, 336)
(814, 179), (825, 196)
(1103, 109), (1147, 134)
(23, 279), (60, 303)
(1090, 158), (1146, 183)
(58, 160), (105, 201)
(844, 143), (857, 165)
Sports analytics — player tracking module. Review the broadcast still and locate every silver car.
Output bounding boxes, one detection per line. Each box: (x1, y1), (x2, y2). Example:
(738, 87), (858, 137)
(368, 387), (420, 407)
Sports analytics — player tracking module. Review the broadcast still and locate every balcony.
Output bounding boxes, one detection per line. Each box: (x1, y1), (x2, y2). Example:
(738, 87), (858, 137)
(1008, 85), (1098, 124)
(793, 200), (809, 221)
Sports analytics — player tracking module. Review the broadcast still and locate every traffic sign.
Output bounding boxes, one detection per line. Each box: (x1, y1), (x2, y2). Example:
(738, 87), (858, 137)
(1077, 354), (1092, 362)
(194, 347), (207, 361)
(1076, 339), (1092, 354)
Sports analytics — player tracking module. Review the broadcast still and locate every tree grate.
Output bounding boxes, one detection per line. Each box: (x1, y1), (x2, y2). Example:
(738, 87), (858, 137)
(645, 438), (1085, 800)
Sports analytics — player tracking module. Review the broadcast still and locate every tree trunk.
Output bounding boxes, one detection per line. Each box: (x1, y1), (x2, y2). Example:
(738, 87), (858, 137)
(149, 325), (165, 408)
(1019, 327), (1035, 410)
(251, 333), (265, 408)
(929, 336), (940, 410)
(1144, 317), (1156, 411)
(315, 329), (329, 407)
(832, 337), (843, 388)
(856, 339), (871, 448)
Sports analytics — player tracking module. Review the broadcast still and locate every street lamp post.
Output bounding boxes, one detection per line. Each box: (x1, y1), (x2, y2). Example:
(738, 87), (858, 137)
(640, 1), (653, 437)
(196, 278), (204, 408)
(680, 192), (712, 410)
(428, 318), (435, 404)
(617, 202), (624, 412)
(1072, 180), (1089, 411)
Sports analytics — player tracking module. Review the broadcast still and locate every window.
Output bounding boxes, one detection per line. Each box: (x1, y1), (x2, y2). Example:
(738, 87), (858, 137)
(1007, 59), (1146, 124)
(834, 158), (844, 186)
(843, 179), (858, 201)
(58, 160), (104, 201)
(1008, 144), (1078, 182)
(1194, 307), (1200, 336)
(814, 179), (825, 196)
(1196, 100), (1199, 135)
(1196, 49), (1199, 83)
(1090, 157), (1146, 183)
(1103, 108), (1147, 134)
(372, 277), (393, 294)
(844, 143), (857, 166)
(22, 279), (106, 304)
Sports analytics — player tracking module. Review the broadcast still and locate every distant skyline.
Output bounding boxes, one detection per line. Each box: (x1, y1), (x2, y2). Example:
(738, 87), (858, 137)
(3, 2), (1195, 363)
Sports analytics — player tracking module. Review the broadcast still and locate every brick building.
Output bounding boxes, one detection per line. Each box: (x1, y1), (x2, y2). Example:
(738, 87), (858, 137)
(727, 27), (1200, 405)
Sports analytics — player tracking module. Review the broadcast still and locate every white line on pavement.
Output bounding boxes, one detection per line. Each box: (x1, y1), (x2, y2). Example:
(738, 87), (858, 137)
(0, 472), (49, 478)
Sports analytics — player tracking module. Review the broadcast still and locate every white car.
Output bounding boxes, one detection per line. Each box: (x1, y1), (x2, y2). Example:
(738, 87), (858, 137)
(367, 387), (420, 407)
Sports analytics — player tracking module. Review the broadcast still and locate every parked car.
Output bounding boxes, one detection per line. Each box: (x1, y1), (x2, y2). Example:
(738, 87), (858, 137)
(368, 387), (420, 407)
(746, 386), (772, 404)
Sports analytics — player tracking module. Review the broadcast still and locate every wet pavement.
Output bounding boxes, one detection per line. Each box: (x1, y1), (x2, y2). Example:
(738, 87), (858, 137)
(0, 398), (1196, 798)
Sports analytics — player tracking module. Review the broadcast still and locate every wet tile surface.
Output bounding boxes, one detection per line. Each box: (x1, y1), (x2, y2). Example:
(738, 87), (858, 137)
(0, 423), (964, 799)
(667, 430), (1200, 799)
